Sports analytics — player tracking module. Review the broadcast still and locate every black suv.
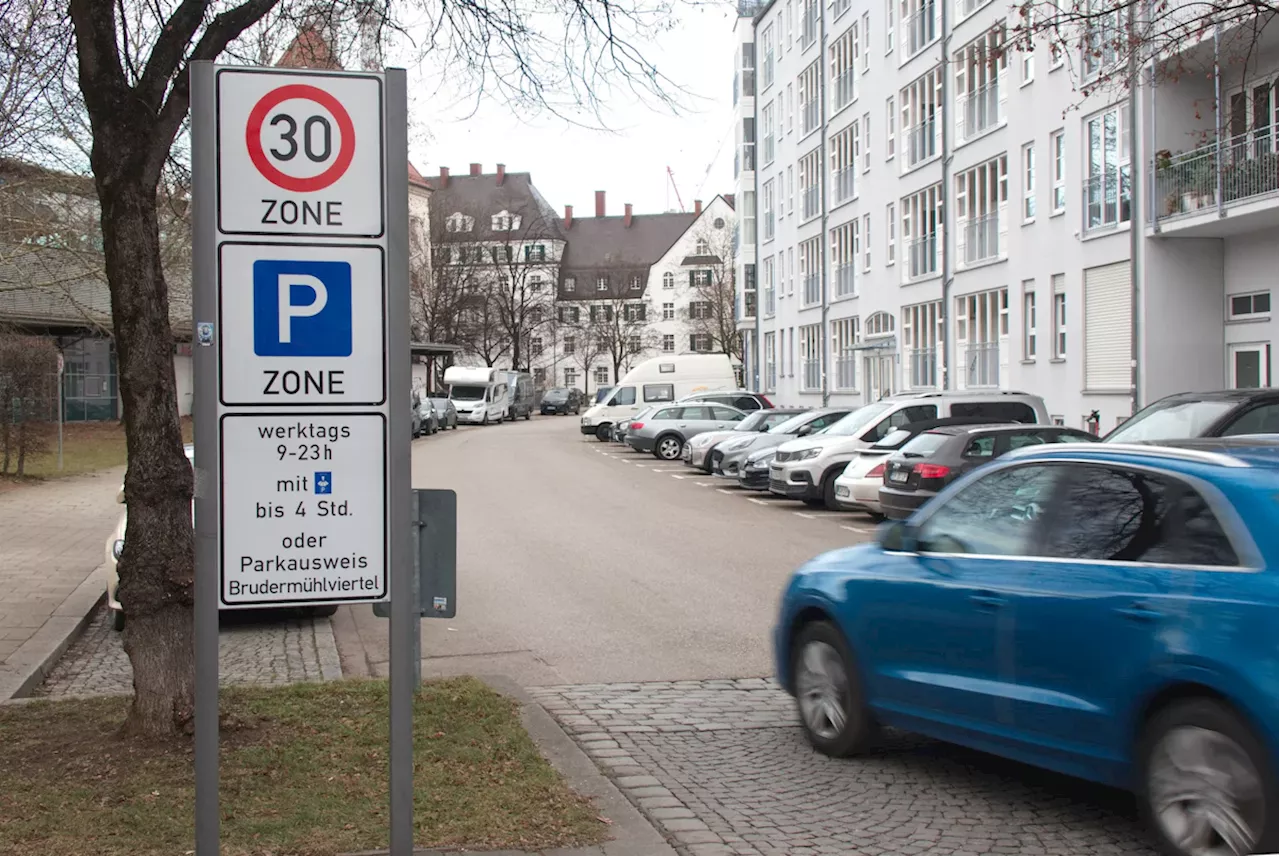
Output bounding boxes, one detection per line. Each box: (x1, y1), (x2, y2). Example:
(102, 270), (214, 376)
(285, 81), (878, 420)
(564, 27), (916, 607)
(540, 387), (584, 415)
(1105, 388), (1277, 443)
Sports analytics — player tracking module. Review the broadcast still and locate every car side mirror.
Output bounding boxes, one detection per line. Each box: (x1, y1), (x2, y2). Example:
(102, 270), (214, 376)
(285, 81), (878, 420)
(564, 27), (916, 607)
(878, 519), (917, 552)
(796, 424), (813, 437)
(758, 423), (771, 432)
(116, 487), (126, 505)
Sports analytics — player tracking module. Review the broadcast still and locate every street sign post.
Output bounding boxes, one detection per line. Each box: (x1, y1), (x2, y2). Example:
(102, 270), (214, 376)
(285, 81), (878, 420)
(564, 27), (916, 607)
(191, 62), (411, 855)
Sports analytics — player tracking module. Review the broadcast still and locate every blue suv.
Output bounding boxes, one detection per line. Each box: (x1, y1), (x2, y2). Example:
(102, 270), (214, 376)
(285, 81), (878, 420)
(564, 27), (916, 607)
(774, 439), (1278, 856)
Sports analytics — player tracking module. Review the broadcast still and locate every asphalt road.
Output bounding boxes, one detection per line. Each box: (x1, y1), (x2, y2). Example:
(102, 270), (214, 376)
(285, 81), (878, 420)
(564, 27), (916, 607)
(344, 415), (869, 685)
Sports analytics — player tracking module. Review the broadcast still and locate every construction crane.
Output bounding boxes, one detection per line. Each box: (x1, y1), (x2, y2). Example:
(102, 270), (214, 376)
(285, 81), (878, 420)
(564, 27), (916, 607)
(665, 166), (686, 213)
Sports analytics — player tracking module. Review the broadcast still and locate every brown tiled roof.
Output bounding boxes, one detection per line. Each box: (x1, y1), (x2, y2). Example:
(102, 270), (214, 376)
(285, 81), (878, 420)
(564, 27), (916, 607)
(276, 28), (342, 70)
(557, 211), (695, 300)
(425, 171), (563, 241)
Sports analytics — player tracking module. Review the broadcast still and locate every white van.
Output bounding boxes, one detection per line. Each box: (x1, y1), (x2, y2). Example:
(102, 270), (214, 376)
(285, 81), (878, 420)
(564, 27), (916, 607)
(579, 354), (738, 441)
(445, 366), (511, 426)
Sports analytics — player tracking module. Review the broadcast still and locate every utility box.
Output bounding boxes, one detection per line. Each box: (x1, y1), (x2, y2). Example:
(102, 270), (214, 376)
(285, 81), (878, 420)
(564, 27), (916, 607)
(372, 488), (457, 619)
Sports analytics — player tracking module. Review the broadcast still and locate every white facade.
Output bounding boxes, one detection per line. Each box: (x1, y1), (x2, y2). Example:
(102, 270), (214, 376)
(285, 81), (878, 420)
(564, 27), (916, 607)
(741, 0), (1278, 427)
(734, 13), (761, 390)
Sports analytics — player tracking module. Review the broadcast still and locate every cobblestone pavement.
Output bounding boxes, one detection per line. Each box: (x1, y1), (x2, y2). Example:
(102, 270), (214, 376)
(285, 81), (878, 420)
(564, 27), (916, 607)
(531, 680), (1160, 856)
(35, 606), (342, 696)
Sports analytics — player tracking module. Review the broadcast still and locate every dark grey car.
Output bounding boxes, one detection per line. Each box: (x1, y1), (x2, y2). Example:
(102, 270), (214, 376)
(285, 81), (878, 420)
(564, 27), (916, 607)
(428, 396), (458, 430)
(625, 404), (748, 460)
(713, 408), (853, 477)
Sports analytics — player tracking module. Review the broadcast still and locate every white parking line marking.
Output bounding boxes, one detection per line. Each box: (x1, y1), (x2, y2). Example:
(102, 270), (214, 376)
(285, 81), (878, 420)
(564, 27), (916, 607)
(695, 482), (716, 487)
(794, 512), (818, 519)
(716, 489), (736, 495)
(747, 497), (770, 505)
(841, 525), (874, 534)
(670, 474), (687, 480)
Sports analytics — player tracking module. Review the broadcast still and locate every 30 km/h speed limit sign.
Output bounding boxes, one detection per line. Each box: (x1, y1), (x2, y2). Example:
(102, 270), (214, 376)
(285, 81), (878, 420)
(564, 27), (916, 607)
(217, 69), (384, 237)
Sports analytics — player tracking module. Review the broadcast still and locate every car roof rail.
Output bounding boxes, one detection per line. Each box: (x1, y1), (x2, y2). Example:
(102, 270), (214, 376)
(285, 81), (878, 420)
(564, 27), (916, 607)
(1026, 441), (1255, 468)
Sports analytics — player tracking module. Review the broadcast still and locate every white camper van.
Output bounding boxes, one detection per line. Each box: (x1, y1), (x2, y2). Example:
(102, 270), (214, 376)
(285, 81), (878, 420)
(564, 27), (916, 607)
(579, 354), (738, 441)
(445, 366), (511, 425)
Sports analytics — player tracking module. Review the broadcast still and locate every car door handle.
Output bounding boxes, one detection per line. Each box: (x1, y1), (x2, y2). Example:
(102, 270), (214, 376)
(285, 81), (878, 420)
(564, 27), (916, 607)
(1116, 601), (1163, 622)
(970, 591), (1005, 609)
(678, 423), (687, 428)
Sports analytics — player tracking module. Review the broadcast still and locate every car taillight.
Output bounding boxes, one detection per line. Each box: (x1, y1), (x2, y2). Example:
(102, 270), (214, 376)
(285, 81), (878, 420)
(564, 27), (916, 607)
(866, 463), (885, 478)
(760, 395), (774, 407)
(630, 422), (643, 430)
(914, 463), (951, 479)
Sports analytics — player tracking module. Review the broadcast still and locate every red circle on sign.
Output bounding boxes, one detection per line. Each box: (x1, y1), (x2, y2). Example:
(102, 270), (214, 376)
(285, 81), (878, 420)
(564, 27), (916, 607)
(245, 84), (356, 192)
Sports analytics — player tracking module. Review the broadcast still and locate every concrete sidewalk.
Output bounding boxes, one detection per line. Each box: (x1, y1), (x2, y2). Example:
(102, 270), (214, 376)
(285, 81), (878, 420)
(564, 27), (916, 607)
(0, 466), (126, 699)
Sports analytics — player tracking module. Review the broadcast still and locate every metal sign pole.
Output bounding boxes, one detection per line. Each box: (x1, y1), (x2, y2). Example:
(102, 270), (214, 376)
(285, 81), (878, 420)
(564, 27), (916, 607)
(189, 60), (220, 856)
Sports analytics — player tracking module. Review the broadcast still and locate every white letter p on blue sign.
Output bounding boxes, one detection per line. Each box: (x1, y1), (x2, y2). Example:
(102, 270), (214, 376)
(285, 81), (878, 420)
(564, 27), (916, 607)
(252, 259), (353, 357)
(277, 274), (327, 343)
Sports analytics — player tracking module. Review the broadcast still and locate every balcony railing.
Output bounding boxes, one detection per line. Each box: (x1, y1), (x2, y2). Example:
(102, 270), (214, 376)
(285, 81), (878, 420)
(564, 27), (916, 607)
(906, 119), (938, 168)
(957, 81), (1000, 142)
(763, 133), (775, 164)
(803, 98), (821, 134)
(764, 210), (775, 240)
(965, 342), (999, 387)
(803, 273), (821, 305)
(802, 359), (822, 391)
(764, 287), (776, 316)
(765, 361), (777, 390)
(835, 355), (857, 389)
(1083, 165), (1132, 230)
(834, 69), (856, 112)
(802, 185), (820, 220)
(1154, 131), (1279, 222)
(905, 233), (939, 280)
(908, 347), (938, 388)
(902, 1), (937, 56)
(956, 0), (989, 18)
(802, 5), (818, 47)
(834, 166), (856, 203)
(834, 263), (857, 297)
(959, 213), (1000, 265)
(742, 143), (756, 173)
(743, 292), (757, 318)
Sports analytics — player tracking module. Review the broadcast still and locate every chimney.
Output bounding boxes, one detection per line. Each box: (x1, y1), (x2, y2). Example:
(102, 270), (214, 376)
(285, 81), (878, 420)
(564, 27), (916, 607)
(694, 199), (703, 216)
(595, 190), (606, 217)
(438, 166), (449, 188)
(624, 203), (633, 228)
(564, 205), (574, 230)
(496, 164), (506, 186)
(469, 163), (482, 176)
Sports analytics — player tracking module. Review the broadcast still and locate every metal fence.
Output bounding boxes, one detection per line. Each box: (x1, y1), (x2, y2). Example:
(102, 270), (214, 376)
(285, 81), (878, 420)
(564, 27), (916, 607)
(907, 347), (938, 388)
(958, 82), (1000, 142)
(965, 342), (999, 388)
(1154, 131), (1279, 222)
(961, 214), (1000, 266)
(906, 234), (939, 280)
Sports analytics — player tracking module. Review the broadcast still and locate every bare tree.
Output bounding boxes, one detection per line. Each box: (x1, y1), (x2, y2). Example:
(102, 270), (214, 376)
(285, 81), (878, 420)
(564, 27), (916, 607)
(0, 328), (58, 475)
(683, 221), (742, 362)
(457, 280), (511, 367)
(0, 0), (683, 738)
(561, 305), (607, 394)
(488, 198), (560, 372)
(585, 297), (656, 382)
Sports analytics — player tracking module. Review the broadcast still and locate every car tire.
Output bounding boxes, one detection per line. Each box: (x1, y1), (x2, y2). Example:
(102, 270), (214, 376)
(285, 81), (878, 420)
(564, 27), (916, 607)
(803, 497), (826, 508)
(654, 434), (684, 461)
(524, 410), (531, 420)
(111, 608), (126, 632)
(791, 621), (875, 757)
(310, 604), (339, 618)
(595, 423), (611, 442)
(1137, 698), (1276, 856)
(821, 468), (843, 511)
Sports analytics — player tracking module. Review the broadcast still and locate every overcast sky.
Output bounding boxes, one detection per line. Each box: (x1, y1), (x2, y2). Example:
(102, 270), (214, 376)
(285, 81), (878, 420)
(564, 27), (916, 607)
(403, 4), (739, 217)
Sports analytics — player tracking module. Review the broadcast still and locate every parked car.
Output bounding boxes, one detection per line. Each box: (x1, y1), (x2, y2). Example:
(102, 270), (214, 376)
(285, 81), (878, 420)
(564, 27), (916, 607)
(1105, 388), (1278, 443)
(411, 391), (425, 438)
(738, 446), (780, 491)
(832, 417), (1029, 518)
(428, 396), (458, 430)
(684, 408), (807, 471)
(676, 391), (774, 412)
(770, 391), (1050, 511)
(580, 354), (737, 441)
(774, 439), (1278, 856)
(416, 395), (440, 435)
(715, 408), (854, 479)
(625, 403), (748, 460)
(501, 371), (536, 420)
(541, 387), (584, 415)
(880, 424), (1098, 519)
(614, 405), (661, 445)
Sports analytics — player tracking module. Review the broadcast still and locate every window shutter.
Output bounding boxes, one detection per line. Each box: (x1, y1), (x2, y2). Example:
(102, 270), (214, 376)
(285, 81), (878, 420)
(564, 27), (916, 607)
(639, 304), (647, 320)
(689, 270), (696, 287)
(689, 335), (697, 351)
(1084, 261), (1131, 390)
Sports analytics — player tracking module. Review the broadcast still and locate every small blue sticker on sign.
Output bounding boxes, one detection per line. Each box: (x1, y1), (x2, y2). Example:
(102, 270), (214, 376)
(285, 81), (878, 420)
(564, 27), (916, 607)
(432, 597), (448, 611)
(314, 472), (332, 494)
(197, 322), (214, 346)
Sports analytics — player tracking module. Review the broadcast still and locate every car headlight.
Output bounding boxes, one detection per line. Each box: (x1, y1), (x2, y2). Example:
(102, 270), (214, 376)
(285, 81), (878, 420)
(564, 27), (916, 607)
(796, 448), (822, 461)
(723, 437), (754, 452)
(112, 539), (124, 560)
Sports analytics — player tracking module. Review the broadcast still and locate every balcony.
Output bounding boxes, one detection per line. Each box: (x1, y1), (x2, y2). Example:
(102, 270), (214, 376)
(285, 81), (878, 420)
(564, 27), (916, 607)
(902, 1), (937, 57)
(834, 166), (856, 204)
(905, 234), (939, 280)
(803, 99), (821, 135)
(908, 347), (938, 388)
(803, 273), (821, 305)
(802, 185), (820, 220)
(965, 342), (999, 387)
(959, 213), (1000, 266)
(835, 355), (857, 389)
(956, 81), (1000, 143)
(1083, 166), (1132, 231)
(1154, 132), (1279, 223)
(834, 69), (855, 113)
(802, 359), (822, 391)
(906, 120), (938, 169)
(834, 263), (857, 297)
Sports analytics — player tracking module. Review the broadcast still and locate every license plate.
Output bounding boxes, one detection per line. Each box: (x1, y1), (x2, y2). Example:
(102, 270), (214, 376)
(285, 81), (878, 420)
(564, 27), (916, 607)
(835, 485), (850, 497)
(889, 470), (909, 483)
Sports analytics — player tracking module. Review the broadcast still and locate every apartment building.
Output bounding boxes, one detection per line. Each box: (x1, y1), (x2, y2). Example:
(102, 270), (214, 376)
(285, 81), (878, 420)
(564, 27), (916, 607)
(738, 0), (1277, 428)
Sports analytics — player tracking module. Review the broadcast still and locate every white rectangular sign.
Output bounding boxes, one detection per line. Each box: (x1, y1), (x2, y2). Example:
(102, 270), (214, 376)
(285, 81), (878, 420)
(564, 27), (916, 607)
(216, 68), (384, 238)
(220, 413), (387, 607)
(217, 242), (386, 406)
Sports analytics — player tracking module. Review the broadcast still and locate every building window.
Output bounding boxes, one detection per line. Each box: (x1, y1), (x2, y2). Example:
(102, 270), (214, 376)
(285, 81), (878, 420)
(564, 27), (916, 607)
(662, 302), (675, 320)
(832, 221), (857, 297)
(590, 304), (614, 323)
(1051, 129), (1067, 213)
(662, 334), (675, 352)
(903, 300), (944, 388)
(788, 247), (795, 296)
(830, 27), (857, 113)
(596, 276), (609, 292)
(742, 190), (756, 245)
(491, 210), (521, 231)
(565, 276), (576, 292)
(862, 113), (872, 171)
(762, 102), (776, 164)
(1084, 104), (1131, 230)
(630, 276), (643, 290)
(900, 0), (938, 58)
(695, 237), (711, 255)
(1022, 143), (1036, 221)
(763, 178), (776, 240)
(1229, 290), (1272, 320)
(445, 212), (474, 232)
(786, 82), (794, 133)
(624, 303), (646, 321)
(956, 287), (1007, 387)
(886, 203), (896, 265)
(1082, 0), (1122, 80)
(763, 256), (776, 316)
(740, 117), (756, 173)
(523, 244), (547, 261)
(564, 368), (577, 387)
(802, 0), (819, 47)
(764, 332), (777, 390)
(690, 333), (713, 352)
(800, 237), (822, 305)
(1022, 46), (1034, 84)
(529, 274), (544, 293)
(533, 367), (546, 386)
(886, 0), (895, 52)
(689, 301), (713, 320)
(787, 165), (795, 214)
(831, 124), (857, 203)
(559, 305), (580, 324)
(957, 0), (993, 20)
(956, 154), (1008, 267)
(531, 336), (544, 357)
(1022, 280), (1037, 359)
(955, 25), (1007, 144)
(862, 213), (872, 270)
(690, 269), (713, 286)
(886, 97), (896, 158)
(861, 12), (870, 70)
(832, 317), (861, 389)
(799, 147), (822, 220)
(902, 183), (943, 281)
(663, 271), (675, 288)
(799, 61), (821, 135)
(1052, 274), (1067, 358)
(564, 335), (577, 356)
(594, 366), (610, 385)
(762, 23), (775, 89)
(901, 65), (943, 170)
(799, 324), (822, 390)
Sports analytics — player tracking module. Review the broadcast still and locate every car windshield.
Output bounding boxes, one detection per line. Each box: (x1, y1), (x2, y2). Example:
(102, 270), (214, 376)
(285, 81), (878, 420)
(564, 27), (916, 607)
(429, 398), (450, 408)
(735, 411), (771, 432)
(822, 403), (888, 436)
(450, 385), (487, 401)
(874, 428), (914, 449)
(543, 390), (569, 401)
(1105, 399), (1239, 443)
(898, 431), (951, 457)
(768, 413), (817, 434)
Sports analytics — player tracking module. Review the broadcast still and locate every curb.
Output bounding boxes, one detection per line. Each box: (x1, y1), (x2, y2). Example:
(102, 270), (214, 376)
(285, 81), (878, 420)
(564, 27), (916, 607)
(0, 564), (106, 701)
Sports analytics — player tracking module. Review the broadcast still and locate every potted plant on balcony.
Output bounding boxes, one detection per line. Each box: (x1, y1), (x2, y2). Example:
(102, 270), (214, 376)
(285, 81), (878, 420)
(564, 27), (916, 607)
(1154, 150), (1184, 215)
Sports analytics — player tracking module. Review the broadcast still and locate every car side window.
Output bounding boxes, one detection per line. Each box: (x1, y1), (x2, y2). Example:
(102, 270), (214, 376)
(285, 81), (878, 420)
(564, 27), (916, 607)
(964, 435), (998, 458)
(713, 406), (745, 421)
(1004, 431), (1050, 451)
(734, 395), (761, 411)
(643, 384), (675, 403)
(1155, 486), (1239, 566)
(653, 407), (680, 420)
(762, 413), (794, 429)
(916, 464), (1063, 556)
(679, 406), (712, 420)
(808, 412), (843, 430)
(611, 386), (636, 406)
(865, 405), (939, 442)
(951, 401), (1038, 423)
(1221, 402), (1279, 436)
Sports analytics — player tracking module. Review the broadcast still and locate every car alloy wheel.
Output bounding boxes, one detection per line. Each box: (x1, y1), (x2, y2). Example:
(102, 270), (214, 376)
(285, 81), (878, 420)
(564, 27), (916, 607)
(656, 436), (682, 460)
(796, 641), (850, 741)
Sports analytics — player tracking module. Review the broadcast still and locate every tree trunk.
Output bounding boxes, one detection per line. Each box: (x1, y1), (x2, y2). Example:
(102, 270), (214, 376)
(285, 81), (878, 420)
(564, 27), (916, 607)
(97, 171), (195, 739)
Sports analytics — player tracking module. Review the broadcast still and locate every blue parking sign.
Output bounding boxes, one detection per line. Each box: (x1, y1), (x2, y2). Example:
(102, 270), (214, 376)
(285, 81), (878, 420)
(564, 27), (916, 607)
(253, 259), (353, 356)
